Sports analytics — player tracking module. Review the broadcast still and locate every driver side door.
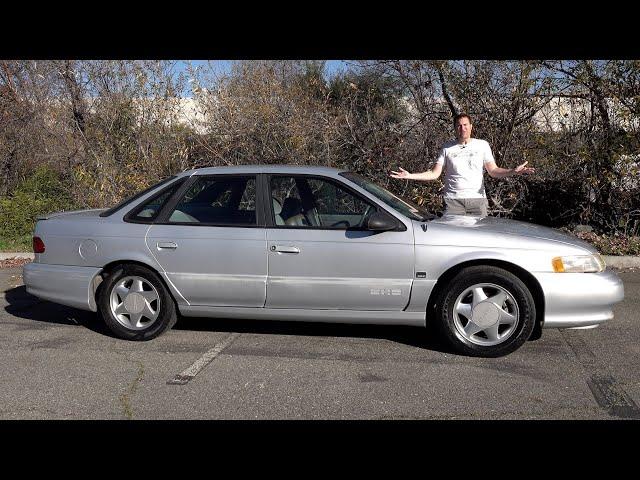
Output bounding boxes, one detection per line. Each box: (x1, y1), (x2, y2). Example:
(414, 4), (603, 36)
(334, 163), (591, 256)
(265, 175), (415, 311)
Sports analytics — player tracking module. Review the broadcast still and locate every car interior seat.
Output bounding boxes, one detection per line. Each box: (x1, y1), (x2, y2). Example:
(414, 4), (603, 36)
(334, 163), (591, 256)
(280, 197), (309, 226)
(273, 198), (285, 225)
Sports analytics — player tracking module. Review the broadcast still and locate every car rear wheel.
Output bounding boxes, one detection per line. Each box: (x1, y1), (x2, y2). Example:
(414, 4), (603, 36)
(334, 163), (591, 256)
(434, 266), (536, 357)
(98, 264), (177, 340)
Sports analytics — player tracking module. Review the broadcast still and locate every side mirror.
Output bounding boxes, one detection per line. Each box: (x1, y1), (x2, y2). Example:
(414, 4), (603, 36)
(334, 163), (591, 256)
(366, 211), (399, 231)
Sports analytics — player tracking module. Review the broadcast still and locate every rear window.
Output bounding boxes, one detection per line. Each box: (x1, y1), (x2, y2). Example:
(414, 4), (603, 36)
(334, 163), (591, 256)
(167, 176), (257, 226)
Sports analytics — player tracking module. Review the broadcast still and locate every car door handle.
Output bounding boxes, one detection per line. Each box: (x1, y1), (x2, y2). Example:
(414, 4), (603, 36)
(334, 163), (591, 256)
(157, 242), (178, 250)
(271, 245), (300, 254)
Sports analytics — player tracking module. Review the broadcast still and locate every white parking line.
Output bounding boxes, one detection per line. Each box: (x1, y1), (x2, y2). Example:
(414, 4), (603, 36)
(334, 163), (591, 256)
(167, 333), (241, 385)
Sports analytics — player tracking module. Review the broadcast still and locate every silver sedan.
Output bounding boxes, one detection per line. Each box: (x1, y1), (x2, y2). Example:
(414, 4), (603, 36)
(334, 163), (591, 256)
(23, 165), (624, 357)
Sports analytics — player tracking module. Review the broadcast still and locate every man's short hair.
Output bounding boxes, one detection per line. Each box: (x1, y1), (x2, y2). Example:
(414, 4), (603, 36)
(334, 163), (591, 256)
(453, 113), (472, 126)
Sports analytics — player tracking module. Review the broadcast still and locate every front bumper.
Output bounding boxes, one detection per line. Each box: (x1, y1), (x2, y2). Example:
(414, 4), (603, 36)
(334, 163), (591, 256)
(23, 263), (102, 312)
(533, 269), (624, 329)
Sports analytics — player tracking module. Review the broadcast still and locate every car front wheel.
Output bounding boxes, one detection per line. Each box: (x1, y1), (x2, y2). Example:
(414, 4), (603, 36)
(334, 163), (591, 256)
(434, 266), (536, 357)
(98, 264), (177, 341)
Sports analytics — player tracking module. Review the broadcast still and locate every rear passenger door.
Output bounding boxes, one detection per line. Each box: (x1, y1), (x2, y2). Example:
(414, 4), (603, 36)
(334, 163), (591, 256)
(145, 174), (267, 307)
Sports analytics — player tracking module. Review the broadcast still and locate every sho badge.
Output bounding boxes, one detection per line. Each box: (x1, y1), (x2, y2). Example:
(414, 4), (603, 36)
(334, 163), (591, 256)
(370, 289), (402, 296)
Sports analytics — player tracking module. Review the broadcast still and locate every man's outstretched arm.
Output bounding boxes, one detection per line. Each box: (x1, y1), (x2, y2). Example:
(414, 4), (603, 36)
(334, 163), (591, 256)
(390, 163), (443, 181)
(485, 161), (535, 179)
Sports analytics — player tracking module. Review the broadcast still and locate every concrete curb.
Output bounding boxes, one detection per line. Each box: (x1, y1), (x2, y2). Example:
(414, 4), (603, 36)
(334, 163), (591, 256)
(602, 256), (640, 269)
(2, 252), (639, 268)
(0, 253), (34, 260)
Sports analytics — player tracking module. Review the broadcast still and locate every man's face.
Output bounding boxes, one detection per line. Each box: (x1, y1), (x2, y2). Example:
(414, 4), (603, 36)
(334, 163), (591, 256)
(455, 117), (472, 142)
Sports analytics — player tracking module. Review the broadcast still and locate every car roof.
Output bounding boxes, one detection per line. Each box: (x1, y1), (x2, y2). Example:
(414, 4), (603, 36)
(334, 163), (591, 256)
(178, 164), (349, 177)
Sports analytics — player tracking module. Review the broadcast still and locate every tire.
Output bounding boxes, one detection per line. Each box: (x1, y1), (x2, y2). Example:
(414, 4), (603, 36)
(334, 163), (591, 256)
(434, 265), (536, 357)
(98, 264), (177, 341)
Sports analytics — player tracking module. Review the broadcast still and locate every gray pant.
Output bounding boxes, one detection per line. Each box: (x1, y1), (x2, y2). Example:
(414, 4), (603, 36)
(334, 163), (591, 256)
(444, 198), (488, 216)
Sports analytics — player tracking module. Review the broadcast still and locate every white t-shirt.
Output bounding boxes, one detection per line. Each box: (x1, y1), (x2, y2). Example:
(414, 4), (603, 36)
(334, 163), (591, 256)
(435, 138), (495, 199)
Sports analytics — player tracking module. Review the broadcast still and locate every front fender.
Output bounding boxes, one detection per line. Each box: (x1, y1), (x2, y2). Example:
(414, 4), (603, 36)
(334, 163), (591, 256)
(416, 246), (539, 280)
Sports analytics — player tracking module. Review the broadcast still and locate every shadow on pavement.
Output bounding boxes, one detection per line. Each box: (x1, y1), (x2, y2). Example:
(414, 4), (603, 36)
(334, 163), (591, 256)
(4, 286), (112, 336)
(4, 285), (454, 354)
(174, 315), (453, 354)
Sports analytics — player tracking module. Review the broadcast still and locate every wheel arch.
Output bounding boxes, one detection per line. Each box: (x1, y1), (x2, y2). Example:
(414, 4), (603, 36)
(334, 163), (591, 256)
(426, 259), (545, 340)
(93, 259), (182, 310)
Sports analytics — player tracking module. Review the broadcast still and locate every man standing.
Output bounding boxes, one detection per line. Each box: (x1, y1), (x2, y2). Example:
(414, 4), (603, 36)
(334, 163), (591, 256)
(390, 113), (534, 216)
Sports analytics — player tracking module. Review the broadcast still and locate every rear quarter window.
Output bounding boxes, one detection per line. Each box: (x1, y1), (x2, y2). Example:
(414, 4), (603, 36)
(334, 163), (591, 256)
(124, 178), (187, 223)
(99, 176), (179, 217)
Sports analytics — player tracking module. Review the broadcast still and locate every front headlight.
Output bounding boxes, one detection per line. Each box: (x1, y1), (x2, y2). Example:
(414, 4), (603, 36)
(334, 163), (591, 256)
(552, 254), (605, 273)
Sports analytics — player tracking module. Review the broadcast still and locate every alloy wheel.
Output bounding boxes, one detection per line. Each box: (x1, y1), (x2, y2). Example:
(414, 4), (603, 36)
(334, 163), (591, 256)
(452, 282), (520, 346)
(109, 276), (161, 330)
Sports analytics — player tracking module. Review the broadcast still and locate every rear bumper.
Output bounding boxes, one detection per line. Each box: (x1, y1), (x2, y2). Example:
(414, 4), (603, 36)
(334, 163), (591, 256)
(23, 263), (102, 312)
(533, 270), (624, 329)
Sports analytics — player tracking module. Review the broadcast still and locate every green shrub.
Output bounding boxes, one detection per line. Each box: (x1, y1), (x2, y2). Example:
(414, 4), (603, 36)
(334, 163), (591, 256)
(0, 234), (32, 252)
(0, 166), (75, 239)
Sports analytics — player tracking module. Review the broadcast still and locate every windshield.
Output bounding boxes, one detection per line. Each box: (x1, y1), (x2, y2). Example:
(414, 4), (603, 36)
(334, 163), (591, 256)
(340, 172), (434, 221)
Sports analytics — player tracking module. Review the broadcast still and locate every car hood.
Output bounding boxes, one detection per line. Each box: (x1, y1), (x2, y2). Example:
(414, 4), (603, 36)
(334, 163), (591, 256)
(422, 214), (596, 252)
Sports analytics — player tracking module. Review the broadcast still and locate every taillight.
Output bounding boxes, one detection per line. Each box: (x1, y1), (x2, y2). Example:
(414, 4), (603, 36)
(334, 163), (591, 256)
(33, 236), (45, 253)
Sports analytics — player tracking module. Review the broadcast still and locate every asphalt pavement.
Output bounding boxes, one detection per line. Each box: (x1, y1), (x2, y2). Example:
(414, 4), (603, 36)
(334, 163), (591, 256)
(1, 266), (638, 420)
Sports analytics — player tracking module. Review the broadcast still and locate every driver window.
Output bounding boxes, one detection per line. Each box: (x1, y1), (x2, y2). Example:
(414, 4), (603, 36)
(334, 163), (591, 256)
(270, 176), (373, 229)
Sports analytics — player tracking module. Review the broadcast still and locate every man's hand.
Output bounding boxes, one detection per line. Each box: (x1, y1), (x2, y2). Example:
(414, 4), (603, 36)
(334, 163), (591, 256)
(390, 167), (412, 179)
(514, 161), (535, 175)
(391, 164), (443, 181)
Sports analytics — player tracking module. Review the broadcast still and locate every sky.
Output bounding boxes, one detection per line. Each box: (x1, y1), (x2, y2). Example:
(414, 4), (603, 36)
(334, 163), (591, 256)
(169, 60), (352, 97)
(175, 60), (350, 78)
